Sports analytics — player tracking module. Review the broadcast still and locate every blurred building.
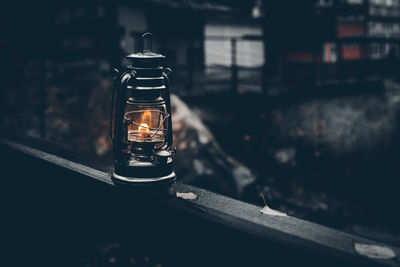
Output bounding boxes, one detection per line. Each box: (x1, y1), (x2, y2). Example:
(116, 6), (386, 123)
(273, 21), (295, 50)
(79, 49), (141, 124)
(0, 0), (260, 138)
(21, 1), (260, 94)
(264, 0), (400, 91)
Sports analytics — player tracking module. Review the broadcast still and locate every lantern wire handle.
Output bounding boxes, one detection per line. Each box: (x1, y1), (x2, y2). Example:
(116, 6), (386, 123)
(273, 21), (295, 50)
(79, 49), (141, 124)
(110, 68), (120, 141)
(142, 32), (153, 53)
(162, 70), (173, 149)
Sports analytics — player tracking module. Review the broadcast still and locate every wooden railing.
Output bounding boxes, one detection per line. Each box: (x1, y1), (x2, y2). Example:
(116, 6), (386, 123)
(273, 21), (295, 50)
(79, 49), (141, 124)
(1, 136), (399, 267)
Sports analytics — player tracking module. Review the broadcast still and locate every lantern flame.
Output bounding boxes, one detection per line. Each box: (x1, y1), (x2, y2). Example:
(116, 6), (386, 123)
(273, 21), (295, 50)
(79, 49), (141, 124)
(138, 122), (150, 137)
(138, 110), (152, 138)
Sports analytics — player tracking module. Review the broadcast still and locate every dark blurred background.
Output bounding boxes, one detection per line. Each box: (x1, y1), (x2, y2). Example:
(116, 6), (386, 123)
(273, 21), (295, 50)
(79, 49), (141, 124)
(1, 0), (400, 265)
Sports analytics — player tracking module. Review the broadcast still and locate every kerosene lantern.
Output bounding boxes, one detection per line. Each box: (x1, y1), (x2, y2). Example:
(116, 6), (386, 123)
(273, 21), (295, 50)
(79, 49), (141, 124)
(110, 33), (176, 185)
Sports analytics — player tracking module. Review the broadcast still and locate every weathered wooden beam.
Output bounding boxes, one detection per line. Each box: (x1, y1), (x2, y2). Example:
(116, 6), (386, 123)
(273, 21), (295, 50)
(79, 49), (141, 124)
(1, 137), (399, 267)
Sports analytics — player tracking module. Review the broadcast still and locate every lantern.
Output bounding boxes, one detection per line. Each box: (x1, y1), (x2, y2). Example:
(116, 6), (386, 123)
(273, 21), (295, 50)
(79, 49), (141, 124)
(110, 33), (176, 185)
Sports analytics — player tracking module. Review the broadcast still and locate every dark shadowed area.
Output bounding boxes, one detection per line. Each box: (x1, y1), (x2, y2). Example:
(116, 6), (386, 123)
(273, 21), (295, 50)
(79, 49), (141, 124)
(1, 0), (400, 266)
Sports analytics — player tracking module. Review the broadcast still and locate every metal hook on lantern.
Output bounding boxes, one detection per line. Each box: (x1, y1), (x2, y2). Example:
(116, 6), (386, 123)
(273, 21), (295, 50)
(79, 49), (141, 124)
(142, 32), (153, 53)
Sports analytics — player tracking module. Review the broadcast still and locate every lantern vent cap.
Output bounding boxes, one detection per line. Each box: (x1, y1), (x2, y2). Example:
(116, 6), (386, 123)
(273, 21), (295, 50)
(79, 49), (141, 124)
(126, 32), (165, 62)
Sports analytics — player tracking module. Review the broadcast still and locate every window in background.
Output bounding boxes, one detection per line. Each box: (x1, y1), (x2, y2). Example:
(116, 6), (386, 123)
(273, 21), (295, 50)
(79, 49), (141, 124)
(204, 22), (264, 67)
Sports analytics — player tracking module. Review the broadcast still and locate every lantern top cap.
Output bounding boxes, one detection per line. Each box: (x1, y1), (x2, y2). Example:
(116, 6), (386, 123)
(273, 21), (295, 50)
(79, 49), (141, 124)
(126, 32), (165, 65)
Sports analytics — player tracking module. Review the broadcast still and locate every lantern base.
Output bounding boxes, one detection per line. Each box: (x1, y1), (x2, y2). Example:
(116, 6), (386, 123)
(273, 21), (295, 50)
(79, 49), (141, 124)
(112, 171), (176, 186)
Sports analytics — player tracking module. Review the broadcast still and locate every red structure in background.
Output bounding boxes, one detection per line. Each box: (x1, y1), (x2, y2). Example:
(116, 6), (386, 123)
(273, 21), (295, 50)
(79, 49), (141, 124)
(264, 0), (400, 90)
(341, 44), (368, 60)
(337, 23), (365, 38)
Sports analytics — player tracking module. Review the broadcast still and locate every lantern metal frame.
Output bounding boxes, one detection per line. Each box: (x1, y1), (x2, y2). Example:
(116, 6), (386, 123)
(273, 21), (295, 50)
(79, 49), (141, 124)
(109, 33), (176, 186)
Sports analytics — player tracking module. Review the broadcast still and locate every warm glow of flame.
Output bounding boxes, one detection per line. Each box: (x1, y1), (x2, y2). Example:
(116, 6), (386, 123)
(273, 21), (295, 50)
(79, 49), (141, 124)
(138, 122), (150, 137)
(138, 110), (152, 138)
(142, 110), (152, 125)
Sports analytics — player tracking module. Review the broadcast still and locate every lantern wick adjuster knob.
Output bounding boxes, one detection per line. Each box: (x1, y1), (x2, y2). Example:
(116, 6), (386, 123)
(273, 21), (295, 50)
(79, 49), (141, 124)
(153, 149), (172, 166)
(142, 32), (153, 53)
